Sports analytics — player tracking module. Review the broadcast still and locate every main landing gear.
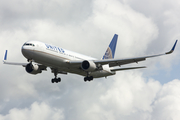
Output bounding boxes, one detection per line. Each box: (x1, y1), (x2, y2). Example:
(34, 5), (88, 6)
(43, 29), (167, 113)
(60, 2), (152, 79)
(51, 78), (61, 83)
(84, 76), (93, 82)
(51, 69), (61, 83)
(84, 72), (94, 82)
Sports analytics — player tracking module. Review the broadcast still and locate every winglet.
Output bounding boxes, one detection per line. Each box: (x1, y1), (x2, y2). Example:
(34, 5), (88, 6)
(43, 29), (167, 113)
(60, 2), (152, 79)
(166, 40), (178, 54)
(4, 50), (8, 61)
(3, 50), (28, 66)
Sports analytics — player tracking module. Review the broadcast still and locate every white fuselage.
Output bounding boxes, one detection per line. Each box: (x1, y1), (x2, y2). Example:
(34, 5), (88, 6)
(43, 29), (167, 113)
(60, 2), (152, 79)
(21, 41), (115, 78)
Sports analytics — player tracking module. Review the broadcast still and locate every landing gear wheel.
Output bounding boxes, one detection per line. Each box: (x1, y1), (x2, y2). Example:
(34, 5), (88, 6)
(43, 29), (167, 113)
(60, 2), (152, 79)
(51, 78), (61, 83)
(84, 76), (93, 82)
(89, 76), (93, 81)
(55, 79), (58, 83)
(84, 77), (87, 82)
(51, 79), (54, 83)
(58, 78), (61, 82)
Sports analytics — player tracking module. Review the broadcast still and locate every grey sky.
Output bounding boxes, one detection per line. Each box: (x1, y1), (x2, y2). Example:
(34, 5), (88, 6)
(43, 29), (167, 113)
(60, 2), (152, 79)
(0, 0), (180, 120)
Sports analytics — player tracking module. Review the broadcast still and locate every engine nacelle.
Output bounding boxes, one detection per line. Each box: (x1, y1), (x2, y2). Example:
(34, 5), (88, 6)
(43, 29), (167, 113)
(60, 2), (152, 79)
(25, 63), (42, 74)
(81, 60), (97, 71)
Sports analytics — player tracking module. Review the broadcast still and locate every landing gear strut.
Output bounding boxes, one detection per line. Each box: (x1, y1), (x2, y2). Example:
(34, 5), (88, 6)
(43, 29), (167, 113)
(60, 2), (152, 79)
(51, 69), (61, 83)
(84, 72), (93, 82)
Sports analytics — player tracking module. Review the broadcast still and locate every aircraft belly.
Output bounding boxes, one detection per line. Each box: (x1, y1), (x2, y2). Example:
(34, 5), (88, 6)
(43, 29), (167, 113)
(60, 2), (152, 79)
(33, 50), (68, 68)
(91, 70), (115, 78)
(65, 68), (115, 78)
(32, 50), (115, 78)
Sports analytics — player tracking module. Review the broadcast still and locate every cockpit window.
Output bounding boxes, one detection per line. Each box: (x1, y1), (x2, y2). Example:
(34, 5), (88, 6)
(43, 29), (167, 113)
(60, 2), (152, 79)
(23, 43), (35, 46)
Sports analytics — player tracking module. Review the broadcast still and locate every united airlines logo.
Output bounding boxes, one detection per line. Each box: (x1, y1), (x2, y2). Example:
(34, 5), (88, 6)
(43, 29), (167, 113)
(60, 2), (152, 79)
(45, 44), (65, 53)
(103, 47), (113, 59)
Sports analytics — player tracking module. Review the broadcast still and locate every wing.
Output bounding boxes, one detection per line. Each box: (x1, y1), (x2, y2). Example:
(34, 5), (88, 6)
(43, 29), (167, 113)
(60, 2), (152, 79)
(3, 50), (28, 67)
(94, 40), (178, 67)
(3, 61), (28, 67)
(68, 40), (178, 68)
(3, 50), (47, 70)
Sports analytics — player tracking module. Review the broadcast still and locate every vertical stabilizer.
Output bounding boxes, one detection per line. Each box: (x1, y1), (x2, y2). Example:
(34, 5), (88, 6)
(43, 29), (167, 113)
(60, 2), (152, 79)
(102, 34), (118, 59)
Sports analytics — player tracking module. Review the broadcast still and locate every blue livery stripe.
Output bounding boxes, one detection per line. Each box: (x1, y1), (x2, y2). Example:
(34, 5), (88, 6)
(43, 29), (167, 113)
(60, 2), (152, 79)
(165, 40), (178, 54)
(4, 50), (8, 60)
(103, 34), (118, 59)
(109, 34), (118, 58)
(172, 40), (178, 51)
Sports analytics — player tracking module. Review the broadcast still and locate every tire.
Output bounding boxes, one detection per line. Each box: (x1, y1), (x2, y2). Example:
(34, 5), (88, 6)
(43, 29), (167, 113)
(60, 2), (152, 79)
(58, 78), (61, 82)
(84, 77), (87, 82)
(51, 79), (54, 83)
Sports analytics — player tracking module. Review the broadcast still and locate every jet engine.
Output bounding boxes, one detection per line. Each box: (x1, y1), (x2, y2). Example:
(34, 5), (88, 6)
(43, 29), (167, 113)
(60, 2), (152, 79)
(81, 60), (97, 71)
(25, 63), (42, 74)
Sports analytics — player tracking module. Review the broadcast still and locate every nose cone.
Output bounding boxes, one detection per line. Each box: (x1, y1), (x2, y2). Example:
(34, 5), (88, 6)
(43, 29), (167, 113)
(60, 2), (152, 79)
(21, 46), (34, 60)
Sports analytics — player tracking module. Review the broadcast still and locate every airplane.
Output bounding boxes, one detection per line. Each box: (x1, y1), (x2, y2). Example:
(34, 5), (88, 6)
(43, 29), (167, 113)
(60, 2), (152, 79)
(3, 34), (178, 83)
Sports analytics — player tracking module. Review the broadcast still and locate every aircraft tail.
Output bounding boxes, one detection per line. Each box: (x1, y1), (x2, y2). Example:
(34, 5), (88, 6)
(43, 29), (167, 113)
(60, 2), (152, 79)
(102, 34), (118, 59)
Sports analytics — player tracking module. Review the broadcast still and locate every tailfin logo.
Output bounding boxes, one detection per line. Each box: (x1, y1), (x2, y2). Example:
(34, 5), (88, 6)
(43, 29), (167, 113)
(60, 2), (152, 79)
(103, 47), (113, 59)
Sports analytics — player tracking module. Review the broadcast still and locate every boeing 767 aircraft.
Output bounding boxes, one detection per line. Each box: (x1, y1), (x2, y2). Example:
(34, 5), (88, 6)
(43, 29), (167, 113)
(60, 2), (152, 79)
(3, 34), (178, 83)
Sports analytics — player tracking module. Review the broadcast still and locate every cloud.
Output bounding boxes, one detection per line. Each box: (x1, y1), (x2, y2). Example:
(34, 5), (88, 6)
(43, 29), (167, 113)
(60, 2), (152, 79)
(1, 71), (180, 120)
(0, 0), (159, 57)
(0, 102), (64, 120)
(151, 79), (180, 120)
(0, 0), (93, 30)
(0, 0), (180, 120)
(1, 66), (179, 119)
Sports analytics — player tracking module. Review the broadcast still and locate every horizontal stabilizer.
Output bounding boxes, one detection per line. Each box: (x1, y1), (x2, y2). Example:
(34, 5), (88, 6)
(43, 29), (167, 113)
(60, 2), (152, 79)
(111, 66), (146, 72)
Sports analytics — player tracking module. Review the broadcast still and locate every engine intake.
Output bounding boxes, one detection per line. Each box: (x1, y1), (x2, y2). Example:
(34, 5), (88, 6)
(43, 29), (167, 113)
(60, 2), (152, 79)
(81, 60), (97, 71)
(26, 63), (42, 74)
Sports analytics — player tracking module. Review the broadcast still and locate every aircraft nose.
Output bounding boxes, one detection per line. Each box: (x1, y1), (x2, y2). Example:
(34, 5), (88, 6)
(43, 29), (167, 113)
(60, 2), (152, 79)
(21, 46), (34, 60)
